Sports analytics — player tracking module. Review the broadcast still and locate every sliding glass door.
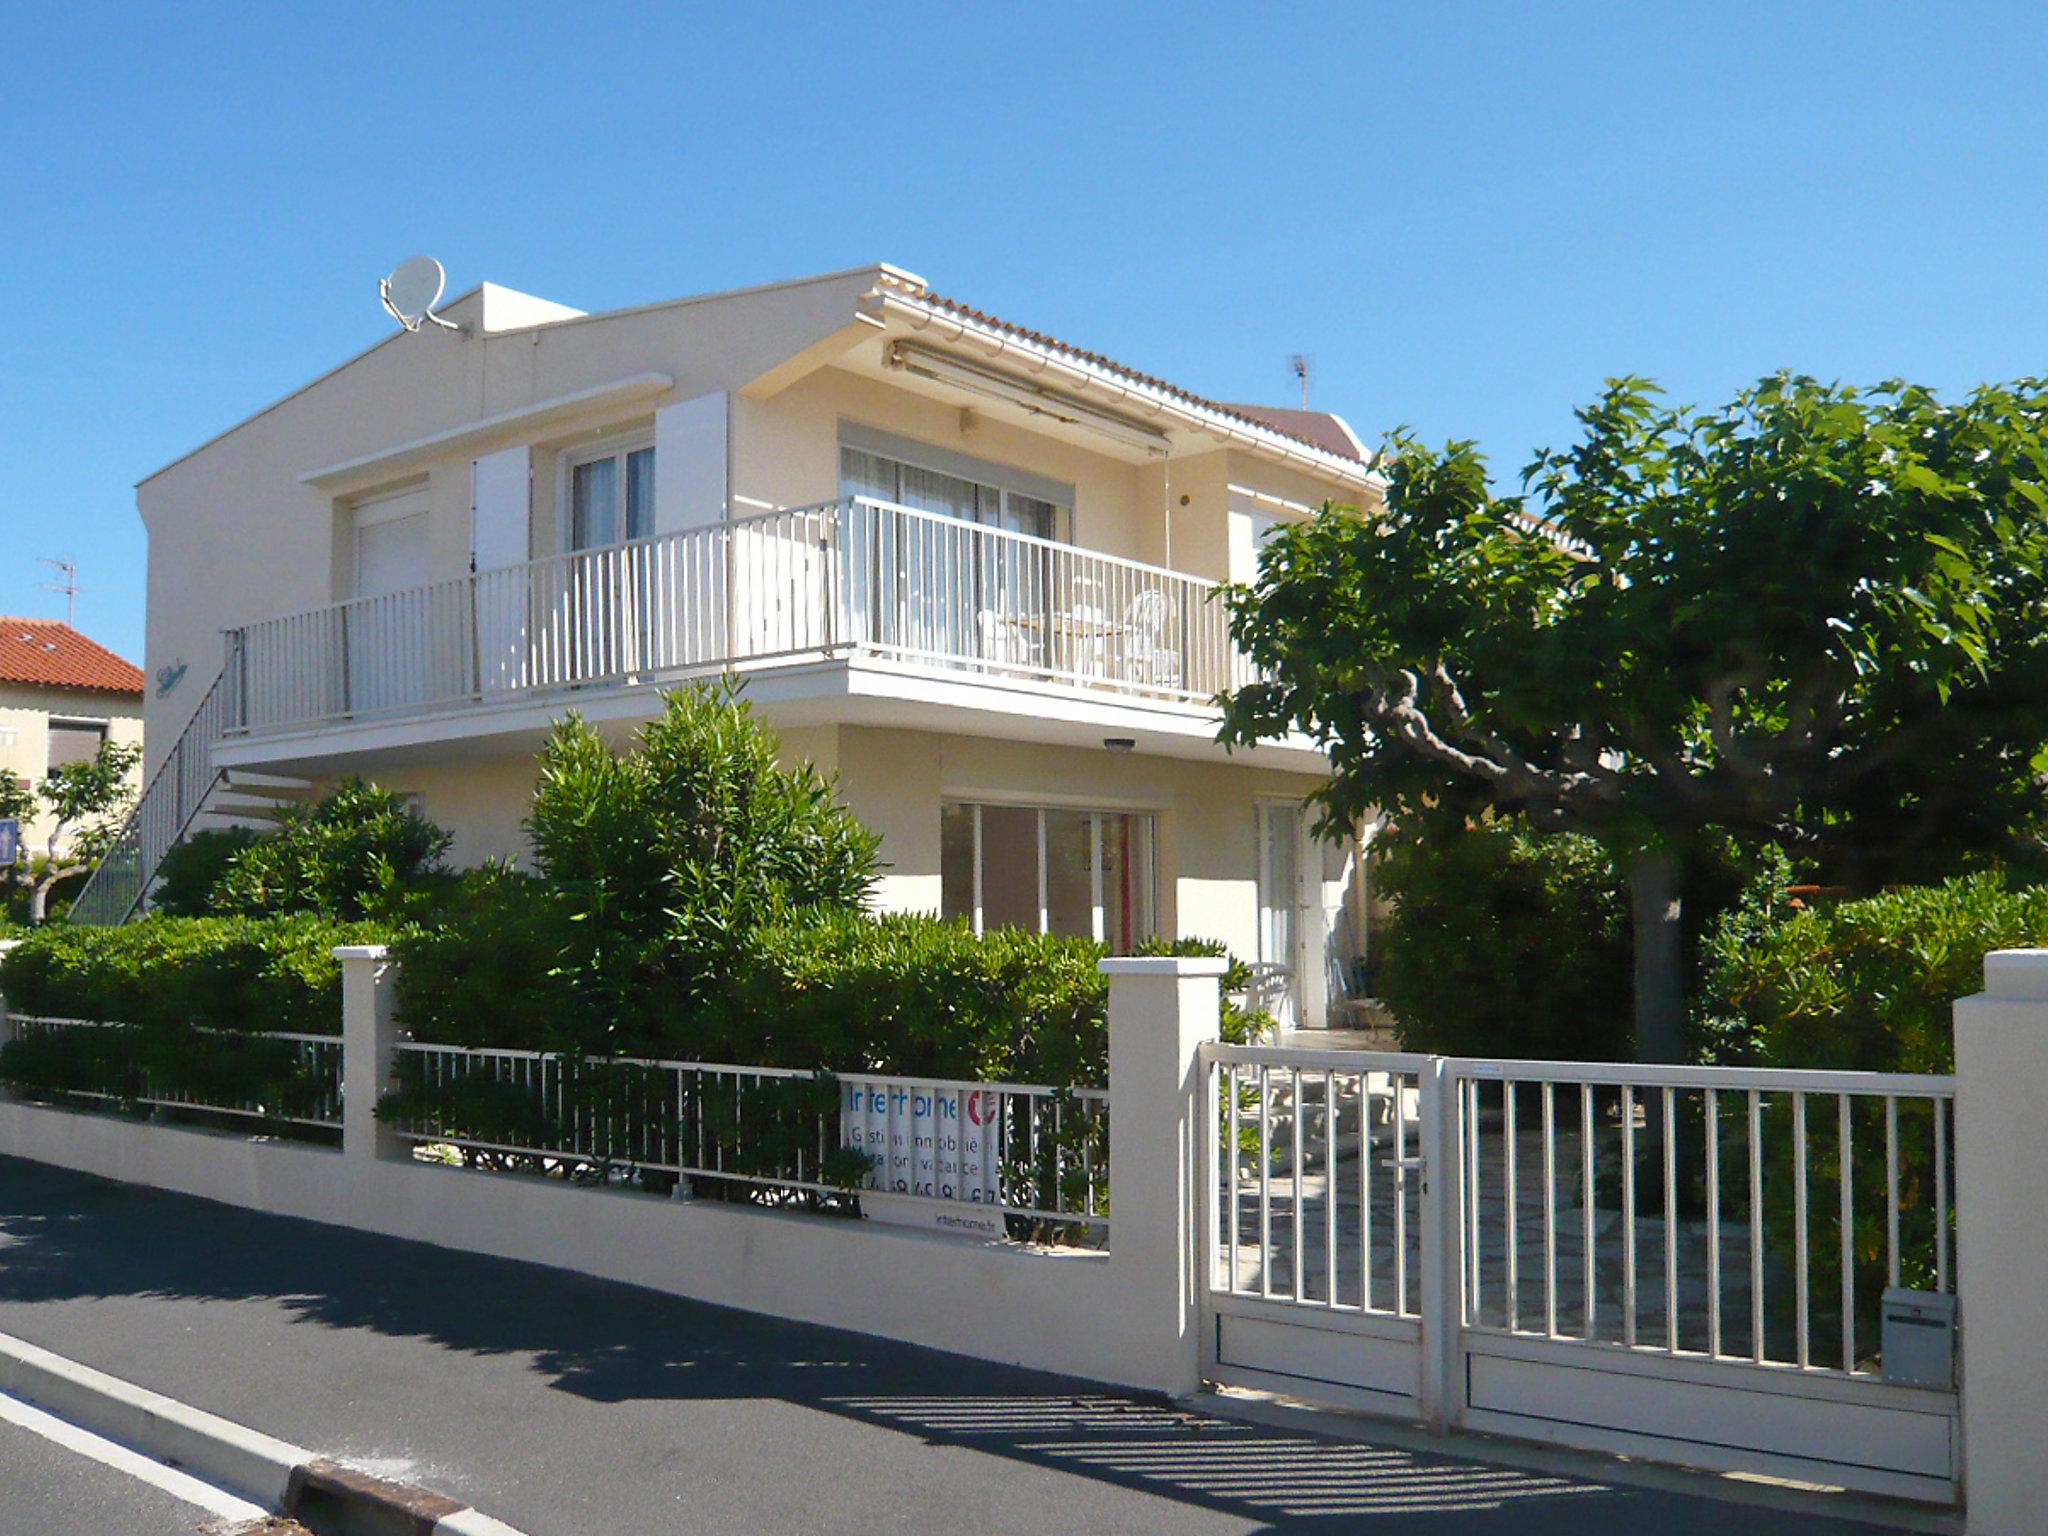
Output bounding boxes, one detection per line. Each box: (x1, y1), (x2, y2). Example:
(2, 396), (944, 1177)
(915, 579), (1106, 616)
(940, 801), (1156, 948)
(839, 441), (1069, 671)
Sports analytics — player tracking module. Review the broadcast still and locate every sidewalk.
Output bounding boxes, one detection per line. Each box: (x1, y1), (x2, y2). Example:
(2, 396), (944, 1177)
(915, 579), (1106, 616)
(0, 1153), (1892, 1535)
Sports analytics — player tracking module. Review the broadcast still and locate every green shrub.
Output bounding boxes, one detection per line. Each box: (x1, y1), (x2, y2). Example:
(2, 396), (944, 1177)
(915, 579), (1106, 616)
(708, 911), (1109, 1083)
(151, 828), (264, 916)
(390, 866), (582, 1051)
(526, 682), (881, 1019)
(0, 913), (390, 1036)
(213, 779), (451, 920)
(1374, 824), (1636, 1060)
(1687, 871), (2023, 1367)
(1695, 869), (2048, 1074)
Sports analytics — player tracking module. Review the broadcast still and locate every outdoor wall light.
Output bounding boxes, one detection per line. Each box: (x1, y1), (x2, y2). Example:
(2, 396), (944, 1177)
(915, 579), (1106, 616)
(1104, 737), (1136, 754)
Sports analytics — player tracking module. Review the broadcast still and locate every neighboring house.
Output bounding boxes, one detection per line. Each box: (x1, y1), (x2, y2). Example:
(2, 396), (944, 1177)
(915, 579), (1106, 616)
(0, 619), (145, 857)
(114, 263), (1384, 1025)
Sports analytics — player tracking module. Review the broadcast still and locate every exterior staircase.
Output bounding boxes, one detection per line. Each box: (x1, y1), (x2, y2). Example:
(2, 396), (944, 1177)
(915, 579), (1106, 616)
(66, 674), (313, 924)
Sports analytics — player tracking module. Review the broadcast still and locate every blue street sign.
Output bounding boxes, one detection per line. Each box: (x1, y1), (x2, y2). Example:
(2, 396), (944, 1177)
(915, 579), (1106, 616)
(0, 818), (16, 869)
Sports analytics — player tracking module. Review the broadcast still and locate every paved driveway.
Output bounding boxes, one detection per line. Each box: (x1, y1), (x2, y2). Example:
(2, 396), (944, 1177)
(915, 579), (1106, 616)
(0, 1155), (1894, 1535)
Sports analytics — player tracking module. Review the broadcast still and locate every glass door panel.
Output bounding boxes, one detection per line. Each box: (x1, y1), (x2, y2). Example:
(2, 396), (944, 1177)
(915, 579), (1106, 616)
(1258, 802), (1303, 1025)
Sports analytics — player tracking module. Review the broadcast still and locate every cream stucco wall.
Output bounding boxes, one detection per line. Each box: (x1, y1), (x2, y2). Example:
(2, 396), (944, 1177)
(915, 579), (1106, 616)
(0, 683), (145, 857)
(318, 720), (1331, 980)
(138, 265), (1380, 785)
(137, 264), (1379, 1013)
(136, 269), (893, 780)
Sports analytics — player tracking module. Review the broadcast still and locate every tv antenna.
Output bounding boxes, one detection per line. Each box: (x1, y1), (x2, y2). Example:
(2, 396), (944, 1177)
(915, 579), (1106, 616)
(37, 556), (77, 626)
(380, 255), (466, 335)
(1289, 353), (1312, 409)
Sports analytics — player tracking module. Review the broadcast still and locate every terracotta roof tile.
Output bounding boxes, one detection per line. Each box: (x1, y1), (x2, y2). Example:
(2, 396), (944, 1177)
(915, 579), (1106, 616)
(0, 619), (145, 695)
(919, 293), (1372, 466)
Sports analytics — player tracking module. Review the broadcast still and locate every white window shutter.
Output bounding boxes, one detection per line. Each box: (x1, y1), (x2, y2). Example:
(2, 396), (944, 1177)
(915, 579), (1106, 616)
(470, 447), (531, 572)
(653, 392), (729, 534)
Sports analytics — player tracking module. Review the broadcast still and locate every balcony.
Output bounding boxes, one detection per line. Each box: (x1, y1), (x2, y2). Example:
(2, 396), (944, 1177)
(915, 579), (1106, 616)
(222, 497), (1248, 745)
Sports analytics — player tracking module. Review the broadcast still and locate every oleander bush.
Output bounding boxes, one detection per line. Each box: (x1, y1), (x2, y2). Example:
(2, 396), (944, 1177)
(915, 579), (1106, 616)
(150, 827), (265, 917)
(211, 778), (451, 920)
(1694, 869), (2048, 1074)
(1686, 870), (2033, 1368)
(0, 914), (389, 1035)
(0, 913), (389, 1128)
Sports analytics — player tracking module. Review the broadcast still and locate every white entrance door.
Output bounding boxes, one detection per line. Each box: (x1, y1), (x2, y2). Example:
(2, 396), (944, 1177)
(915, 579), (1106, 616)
(349, 485), (431, 713)
(1256, 801), (1305, 1027)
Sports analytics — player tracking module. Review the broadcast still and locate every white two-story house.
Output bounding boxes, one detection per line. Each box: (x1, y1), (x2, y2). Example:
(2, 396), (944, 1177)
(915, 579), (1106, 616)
(92, 263), (1383, 1025)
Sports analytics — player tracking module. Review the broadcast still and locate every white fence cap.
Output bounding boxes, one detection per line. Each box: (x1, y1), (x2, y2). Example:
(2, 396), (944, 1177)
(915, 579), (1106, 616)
(1983, 948), (2048, 999)
(331, 945), (392, 961)
(1098, 956), (1230, 978)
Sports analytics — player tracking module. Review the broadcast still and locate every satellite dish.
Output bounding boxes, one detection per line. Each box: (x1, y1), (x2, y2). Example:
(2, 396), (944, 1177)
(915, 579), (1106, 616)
(380, 255), (463, 334)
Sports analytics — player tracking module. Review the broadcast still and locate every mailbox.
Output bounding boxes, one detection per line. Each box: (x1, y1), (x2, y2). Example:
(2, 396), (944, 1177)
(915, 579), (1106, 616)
(1881, 1287), (1956, 1389)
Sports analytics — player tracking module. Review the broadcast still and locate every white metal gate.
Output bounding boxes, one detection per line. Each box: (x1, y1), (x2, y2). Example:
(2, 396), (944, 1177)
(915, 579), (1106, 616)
(1200, 1044), (1961, 1505)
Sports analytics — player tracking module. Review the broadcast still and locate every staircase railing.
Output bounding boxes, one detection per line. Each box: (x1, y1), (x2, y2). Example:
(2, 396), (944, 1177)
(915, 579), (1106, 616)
(67, 670), (230, 926)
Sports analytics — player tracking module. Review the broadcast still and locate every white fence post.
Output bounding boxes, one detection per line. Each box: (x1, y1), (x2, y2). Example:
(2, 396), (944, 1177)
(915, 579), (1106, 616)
(1102, 955), (1226, 1399)
(335, 945), (401, 1166)
(1955, 949), (2048, 1534)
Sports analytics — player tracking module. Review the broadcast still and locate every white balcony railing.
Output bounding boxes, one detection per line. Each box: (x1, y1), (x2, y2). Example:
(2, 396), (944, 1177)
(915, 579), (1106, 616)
(224, 497), (1242, 736)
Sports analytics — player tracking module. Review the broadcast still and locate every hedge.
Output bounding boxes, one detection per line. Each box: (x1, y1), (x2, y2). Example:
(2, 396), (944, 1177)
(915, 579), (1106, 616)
(0, 914), (393, 1037)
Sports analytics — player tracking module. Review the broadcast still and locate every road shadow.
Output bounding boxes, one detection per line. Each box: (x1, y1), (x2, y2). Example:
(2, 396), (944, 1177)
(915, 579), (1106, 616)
(0, 1154), (1876, 1534)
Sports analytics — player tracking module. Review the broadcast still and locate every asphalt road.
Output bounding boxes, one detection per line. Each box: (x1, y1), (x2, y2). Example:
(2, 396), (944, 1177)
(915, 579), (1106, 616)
(0, 1154), (1896, 1536)
(0, 1403), (232, 1535)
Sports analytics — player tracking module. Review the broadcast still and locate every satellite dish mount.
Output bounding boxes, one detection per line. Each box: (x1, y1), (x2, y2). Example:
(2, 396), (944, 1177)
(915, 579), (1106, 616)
(380, 254), (467, 336)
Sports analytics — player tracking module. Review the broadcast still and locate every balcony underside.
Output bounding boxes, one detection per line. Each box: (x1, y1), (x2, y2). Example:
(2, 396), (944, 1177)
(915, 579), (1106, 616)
(211, 650), (1332, 778)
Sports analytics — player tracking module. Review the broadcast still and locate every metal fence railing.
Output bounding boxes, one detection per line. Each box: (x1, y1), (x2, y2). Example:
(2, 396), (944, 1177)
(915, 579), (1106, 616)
(1203, 1043), (1956, 1382)
(1450, 1058), (1955, 1378)
(67, 671), (228, 927)
(224, 497), (1238, 739)
(1208, 1044), (1431, 1317)
(2, 1015), (343, 1131)
(386, 1041), (1108, 1237)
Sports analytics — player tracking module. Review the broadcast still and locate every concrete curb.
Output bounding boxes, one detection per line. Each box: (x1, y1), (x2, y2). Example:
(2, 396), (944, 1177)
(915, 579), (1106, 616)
(0, 1327), (531, 1535)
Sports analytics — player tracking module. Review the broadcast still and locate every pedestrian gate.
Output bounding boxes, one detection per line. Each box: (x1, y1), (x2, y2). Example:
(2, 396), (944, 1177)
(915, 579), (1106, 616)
(1198, 1044), (1960, 1505)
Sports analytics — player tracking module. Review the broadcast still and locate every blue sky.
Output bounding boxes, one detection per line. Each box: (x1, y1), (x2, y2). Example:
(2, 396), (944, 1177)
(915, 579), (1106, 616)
(4, 2), (2045, 665)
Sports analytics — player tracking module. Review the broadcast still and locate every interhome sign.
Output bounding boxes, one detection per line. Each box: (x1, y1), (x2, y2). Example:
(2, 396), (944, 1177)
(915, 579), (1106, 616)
(840, 1078), (1008, 1238)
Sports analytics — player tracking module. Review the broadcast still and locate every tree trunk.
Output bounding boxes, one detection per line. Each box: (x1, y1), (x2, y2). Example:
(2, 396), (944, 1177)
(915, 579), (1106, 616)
(1626, 847), (1685, 1064)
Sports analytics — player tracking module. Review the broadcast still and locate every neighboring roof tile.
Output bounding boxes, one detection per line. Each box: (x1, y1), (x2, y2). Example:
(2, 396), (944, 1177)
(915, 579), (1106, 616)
(918, 292), (1372, 465)
(0, 619), (145, 695)
(1216, 403), (1366, 462)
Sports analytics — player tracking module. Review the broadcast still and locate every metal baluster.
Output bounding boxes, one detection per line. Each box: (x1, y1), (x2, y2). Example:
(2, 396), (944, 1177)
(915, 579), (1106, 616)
(1885, 1095), (1900, 1291)
(1706, 1087), (1721, 1358)
(1582, 1082), (1596, 1341)
(1663, 1087), (1678, 1354)
(1259, 1065), (1273, 1299)
(1542, 1080), (1557, 1337)
(1621, 1084), (1636, 1348)
(1750, 1089), (1765, 1362)
(1794, 1091), (1811, 1368)
(1840, 1093), (1856, 1371)
(1504, 1078), (1518, 1331)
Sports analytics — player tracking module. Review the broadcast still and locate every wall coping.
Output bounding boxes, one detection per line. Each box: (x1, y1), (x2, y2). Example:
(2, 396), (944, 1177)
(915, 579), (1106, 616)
(1984, 948), (2048, 1000)
(1098, 956), (1230, 978)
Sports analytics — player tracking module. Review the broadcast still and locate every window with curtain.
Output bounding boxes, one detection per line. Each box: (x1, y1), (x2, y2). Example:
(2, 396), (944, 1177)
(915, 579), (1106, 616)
(839, 446), (1067, 541)
(567, 442), (655, 549)
(940, 801), (1157, 947)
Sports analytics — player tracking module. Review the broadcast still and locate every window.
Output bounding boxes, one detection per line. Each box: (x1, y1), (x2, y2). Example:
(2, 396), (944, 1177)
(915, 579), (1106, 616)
(46, 718), (107, 771)
(352, 484), (430, 600)
(940, 801), (1156, 947)
(565, 440), (655, 550)
(838, 429), (1071, 543)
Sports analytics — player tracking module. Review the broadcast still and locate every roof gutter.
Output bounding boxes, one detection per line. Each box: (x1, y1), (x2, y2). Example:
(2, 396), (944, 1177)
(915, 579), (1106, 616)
(859, 283), (1386, 495)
